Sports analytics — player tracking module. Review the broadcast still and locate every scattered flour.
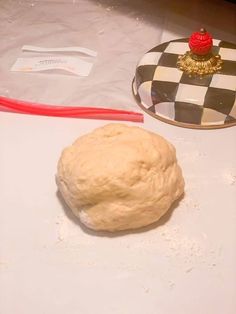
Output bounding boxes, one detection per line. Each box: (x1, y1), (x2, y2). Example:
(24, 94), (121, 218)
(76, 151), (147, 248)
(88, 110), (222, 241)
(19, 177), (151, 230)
(159, 225), (222, 275)
(223, 171), (236, 186)
(55, 214), (69, 242)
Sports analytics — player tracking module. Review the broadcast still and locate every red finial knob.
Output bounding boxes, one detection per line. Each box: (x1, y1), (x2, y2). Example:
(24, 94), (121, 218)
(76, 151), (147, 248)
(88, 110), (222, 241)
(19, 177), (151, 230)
(189, 28), (213, 55)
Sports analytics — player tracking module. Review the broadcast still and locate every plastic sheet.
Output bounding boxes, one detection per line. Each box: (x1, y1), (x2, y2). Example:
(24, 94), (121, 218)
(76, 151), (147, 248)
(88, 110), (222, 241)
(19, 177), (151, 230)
(1, 0), (234, 112)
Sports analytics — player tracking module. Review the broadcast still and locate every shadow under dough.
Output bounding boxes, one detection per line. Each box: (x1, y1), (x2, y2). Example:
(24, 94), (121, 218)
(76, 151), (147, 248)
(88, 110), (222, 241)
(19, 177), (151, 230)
(56, 190), (184, 238)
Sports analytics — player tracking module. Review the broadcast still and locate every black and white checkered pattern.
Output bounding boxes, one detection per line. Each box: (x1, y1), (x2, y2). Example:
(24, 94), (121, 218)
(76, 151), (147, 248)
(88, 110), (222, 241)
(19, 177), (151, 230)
(132, 38), (236, 128)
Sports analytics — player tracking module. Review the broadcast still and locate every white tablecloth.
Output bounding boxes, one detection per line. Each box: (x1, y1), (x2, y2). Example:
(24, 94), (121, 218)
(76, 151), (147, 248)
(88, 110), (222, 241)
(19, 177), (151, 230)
(0, 1), (236, 314)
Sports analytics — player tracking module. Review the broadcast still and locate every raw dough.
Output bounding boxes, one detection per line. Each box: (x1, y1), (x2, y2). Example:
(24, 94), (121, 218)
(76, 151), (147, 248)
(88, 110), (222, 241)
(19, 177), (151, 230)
(56, 124), (184, 232)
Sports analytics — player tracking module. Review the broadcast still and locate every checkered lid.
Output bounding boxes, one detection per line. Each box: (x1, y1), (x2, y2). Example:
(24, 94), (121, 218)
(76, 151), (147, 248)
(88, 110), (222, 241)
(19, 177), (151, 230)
(132, 38), (236, 129)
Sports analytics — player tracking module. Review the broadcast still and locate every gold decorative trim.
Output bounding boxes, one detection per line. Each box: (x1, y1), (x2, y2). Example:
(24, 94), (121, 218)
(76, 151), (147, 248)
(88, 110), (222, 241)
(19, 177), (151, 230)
(177, 51), (223, 76)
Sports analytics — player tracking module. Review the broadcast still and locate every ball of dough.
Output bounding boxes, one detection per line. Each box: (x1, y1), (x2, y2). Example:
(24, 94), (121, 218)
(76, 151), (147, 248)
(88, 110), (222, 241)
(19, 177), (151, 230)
(56, 124), (184, 232)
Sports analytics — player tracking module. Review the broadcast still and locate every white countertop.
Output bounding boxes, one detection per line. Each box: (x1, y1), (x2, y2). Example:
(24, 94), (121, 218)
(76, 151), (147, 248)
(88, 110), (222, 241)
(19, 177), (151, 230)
(0, 1), (236, 314)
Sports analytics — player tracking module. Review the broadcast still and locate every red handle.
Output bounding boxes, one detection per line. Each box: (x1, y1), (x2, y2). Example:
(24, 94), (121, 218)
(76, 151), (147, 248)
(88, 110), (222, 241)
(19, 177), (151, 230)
(0, 96), (144, 123)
